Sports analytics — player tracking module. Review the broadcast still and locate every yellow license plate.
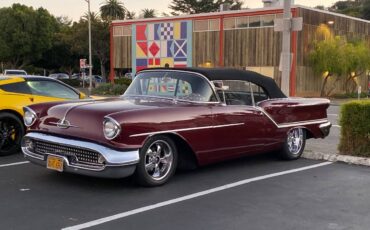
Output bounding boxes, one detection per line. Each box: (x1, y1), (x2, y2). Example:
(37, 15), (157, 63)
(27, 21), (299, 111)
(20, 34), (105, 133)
(47, 155), (64, 172)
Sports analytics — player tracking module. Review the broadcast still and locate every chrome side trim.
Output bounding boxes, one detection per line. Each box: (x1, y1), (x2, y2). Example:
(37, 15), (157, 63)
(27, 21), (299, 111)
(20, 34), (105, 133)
(130, 123), (245, 138)
(22, 132), (139, 167)
(256, 98), (331, 107)
(255, 107), (329, 128)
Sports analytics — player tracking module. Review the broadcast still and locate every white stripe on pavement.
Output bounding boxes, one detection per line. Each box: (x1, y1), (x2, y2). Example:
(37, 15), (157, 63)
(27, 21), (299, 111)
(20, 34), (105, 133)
(333, 125), (341, 128)
(0, 161), (29, 168)
(328, 114), (338, 116)
(62, 161), (333, 230)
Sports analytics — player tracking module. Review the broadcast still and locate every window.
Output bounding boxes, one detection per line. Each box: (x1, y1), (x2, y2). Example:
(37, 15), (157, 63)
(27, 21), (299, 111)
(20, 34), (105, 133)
(236, 16), (249, 28)
(125, 71), (217, 102)
(194, 20), (209, 31)
(26, 80), (79, 99)
(194, 19), (220, 32)
(113, 26), (132, 36)
(212, 80), (268, 106)
(223, 17), (236, 29)
(262, 15), (275, 27)
(0, 82), (31, 94)
(250, 83), (269, 103)
(209, 19), (220, 31)
(249, 16), (261, 28)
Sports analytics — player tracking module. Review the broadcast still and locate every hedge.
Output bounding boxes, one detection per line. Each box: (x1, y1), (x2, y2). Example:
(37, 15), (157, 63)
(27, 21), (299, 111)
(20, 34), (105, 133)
(60, 79), (81, 87)
(338, 100), (370, 157)
(114, 78), (132, 86)
(91, 83), (128, 96)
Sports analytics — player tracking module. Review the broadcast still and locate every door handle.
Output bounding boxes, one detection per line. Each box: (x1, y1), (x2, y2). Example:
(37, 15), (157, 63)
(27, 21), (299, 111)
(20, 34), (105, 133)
(29, 97), (34, 102)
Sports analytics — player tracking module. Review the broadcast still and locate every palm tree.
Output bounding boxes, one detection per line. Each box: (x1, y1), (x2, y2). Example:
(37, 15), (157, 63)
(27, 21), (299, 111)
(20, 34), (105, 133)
(100, 0), (126, 21)
(126, 11), (136, 19)
(141, 8), (157, 18)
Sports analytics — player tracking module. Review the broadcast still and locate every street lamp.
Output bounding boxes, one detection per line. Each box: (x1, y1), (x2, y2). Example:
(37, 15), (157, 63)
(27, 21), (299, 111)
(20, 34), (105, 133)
(85, 0), (93, 96)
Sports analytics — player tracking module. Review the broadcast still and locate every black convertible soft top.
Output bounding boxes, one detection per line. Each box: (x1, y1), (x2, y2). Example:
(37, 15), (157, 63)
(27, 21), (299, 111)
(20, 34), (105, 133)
(139, 67), (287, 99)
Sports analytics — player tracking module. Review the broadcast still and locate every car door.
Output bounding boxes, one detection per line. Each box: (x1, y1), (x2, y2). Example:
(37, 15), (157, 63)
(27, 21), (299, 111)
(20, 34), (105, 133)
(0, 81), (36, 114)
(209, 80), (270, 161)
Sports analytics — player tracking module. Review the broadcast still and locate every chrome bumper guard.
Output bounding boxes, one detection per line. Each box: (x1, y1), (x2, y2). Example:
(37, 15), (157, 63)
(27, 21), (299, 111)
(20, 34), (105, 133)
(22, 132), (139, 178)
(319, 122), (332, 137)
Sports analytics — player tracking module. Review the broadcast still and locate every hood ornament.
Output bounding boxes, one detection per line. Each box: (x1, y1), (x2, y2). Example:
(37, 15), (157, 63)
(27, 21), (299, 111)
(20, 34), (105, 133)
(50, 118), (79, 129)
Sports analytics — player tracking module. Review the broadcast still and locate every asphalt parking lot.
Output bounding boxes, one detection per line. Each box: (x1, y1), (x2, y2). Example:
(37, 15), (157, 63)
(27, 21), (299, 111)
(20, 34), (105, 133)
(1, 105), (370, 230)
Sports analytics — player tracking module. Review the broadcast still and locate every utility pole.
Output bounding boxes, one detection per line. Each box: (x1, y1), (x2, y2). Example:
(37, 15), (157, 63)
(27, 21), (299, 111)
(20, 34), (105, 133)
(274, 0), (302, 97)
(85, 0), (93, 96)
(281, 0), (291, 96)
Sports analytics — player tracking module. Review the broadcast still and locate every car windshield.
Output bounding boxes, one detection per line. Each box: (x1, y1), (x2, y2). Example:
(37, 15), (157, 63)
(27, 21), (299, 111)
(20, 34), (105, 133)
(26, 80), (79, 99)
(124, 71), (217, 102)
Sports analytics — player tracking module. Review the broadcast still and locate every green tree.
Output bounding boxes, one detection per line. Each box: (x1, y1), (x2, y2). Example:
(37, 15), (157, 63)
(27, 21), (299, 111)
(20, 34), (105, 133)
(309, 35), (370, 96)
(141, 9), (157, 18)
(100, 0), (126, 21)
(342, 40), (370, 93)
(309, 37), (347, 97)
(126, 11), (136, 19)
(67, 14), (110, 80)
(329, 0), (363, 18)
(0, 4), (58, 69)
(362, 0), (370, 19)
(169, 0), (244, 15)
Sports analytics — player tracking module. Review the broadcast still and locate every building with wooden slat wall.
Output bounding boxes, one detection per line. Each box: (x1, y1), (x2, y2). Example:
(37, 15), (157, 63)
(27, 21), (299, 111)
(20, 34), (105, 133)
(111, 6), (370, 97)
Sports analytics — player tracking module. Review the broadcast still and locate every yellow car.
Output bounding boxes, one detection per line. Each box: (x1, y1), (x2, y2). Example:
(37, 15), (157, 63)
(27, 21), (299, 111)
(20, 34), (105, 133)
(0, 75), (86, 156)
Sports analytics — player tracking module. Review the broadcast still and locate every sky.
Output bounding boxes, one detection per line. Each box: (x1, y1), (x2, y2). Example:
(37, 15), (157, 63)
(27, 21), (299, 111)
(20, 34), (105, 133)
(0, 0), (338, 21)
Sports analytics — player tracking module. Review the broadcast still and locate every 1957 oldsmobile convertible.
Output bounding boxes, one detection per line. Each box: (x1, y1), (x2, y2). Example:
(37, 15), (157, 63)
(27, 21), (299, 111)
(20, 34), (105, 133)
(22, 68), (331, 186)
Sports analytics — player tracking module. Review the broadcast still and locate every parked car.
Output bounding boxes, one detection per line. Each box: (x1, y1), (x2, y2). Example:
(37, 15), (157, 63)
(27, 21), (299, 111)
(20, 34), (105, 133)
(81, 75), (104, 87)
(3, 69), (27, 75)
(0, 75), (86, 156)
(22, 68), (331, 186)
(49, 73), (69, 80)
(124, 72), (133, 79)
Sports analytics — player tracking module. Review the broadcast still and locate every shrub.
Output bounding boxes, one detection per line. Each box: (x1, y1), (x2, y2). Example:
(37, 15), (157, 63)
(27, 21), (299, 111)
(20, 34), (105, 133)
(332, 92), (368, 99)
(114, 78), (132, 86)
(91, 83), (128, 96)
(60, 79), (81, 87)
(338, 100), (370, 157)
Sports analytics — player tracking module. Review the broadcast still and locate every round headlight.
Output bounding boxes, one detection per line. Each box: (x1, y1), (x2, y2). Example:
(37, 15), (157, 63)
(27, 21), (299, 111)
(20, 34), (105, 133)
(24, 108), (37, 127)
(103, 117), (121, 140)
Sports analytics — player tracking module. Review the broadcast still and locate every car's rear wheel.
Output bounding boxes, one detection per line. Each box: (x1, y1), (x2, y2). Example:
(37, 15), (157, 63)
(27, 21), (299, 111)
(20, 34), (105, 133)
(0, 112), (25, 156)
(280, 128), (306, 160)
(134, 135), (178, 186)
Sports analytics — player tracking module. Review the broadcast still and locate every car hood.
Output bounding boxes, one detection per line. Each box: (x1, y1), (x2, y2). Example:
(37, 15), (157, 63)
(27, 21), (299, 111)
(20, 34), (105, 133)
(36, 97), (175, 144)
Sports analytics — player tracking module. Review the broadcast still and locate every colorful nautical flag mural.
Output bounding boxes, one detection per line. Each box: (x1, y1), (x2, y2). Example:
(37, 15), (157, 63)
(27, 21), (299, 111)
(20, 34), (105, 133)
(132, 21), (192, 73)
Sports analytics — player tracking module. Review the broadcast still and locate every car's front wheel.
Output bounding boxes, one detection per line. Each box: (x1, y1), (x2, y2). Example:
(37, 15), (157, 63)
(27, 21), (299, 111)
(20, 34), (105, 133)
(0, 112), (25, 156)
(280, 128), (306, 160)
(134, 135), (178, 186)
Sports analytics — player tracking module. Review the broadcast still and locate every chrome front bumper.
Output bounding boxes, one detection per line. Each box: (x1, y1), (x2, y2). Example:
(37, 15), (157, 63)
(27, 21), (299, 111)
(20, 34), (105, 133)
(22, 132), (139, 178)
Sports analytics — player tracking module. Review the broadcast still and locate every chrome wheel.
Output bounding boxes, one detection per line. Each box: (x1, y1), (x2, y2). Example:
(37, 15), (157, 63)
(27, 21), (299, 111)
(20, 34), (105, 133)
(287, 128), (304, 155)
(144, 140), (174, 181)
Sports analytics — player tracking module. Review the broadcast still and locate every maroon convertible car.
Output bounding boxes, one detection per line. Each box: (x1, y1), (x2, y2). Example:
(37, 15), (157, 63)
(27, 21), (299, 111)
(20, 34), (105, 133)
(22, 68), (331, 186)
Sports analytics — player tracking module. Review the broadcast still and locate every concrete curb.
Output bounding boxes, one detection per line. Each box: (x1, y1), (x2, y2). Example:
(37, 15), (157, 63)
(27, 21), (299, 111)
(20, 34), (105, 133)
(303, 151), (370, 167)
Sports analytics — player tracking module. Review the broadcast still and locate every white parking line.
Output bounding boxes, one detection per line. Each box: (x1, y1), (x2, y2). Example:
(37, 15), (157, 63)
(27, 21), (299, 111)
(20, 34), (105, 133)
(328, 114), (338, 116)
(333, 125), (341, 128)
(0, 161), (29, 168)
(63, 161), (333, 230)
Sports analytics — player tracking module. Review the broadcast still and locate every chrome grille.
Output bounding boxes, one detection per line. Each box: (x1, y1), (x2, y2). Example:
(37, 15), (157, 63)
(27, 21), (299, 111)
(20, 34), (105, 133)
(33, 139), (101, 165)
